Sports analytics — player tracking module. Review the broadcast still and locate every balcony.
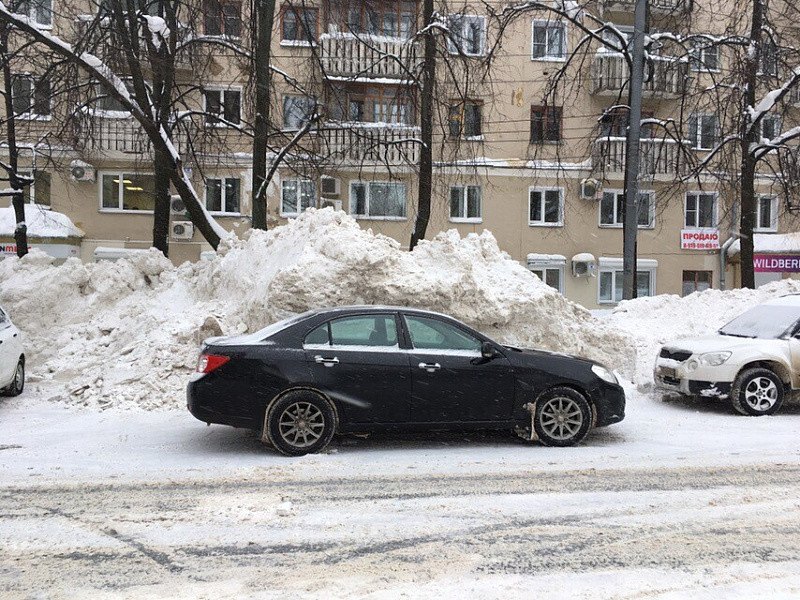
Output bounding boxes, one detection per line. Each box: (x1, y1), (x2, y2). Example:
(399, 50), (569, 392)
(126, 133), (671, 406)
(73, 118), (190, 158)
(320, 33), (418, 81)
(593, 137), (685, 179)
(590, 53), (688, 98)
(323, 123), (420, 165)
(601, 0), (688, 14)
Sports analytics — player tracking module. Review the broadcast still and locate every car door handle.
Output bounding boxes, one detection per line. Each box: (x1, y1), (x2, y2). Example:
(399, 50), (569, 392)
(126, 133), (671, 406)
(315, 355), (339, 367)
(418, 362), (441, 373)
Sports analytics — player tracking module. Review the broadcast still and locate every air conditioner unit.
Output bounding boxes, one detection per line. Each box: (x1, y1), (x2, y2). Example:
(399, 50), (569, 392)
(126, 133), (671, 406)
(320, 199), (343, 210)
(171, 221), (194, 240)
(321, 176), (341, 197)
(170, 196), (186, 215)
(572, 253), (596, 278)
(70, 160), (95, 183)
(580, 178), (601, 200)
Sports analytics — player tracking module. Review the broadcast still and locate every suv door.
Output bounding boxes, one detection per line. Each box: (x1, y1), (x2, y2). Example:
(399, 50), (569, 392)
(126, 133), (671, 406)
(303, 313), (411, 423)
(0, 308), (15, 386)
(403, 314), (515, 423)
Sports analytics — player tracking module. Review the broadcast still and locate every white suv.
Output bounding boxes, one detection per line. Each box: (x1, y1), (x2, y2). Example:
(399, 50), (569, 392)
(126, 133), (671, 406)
(655, 294), (800, 416)
(0, 306), (24, 397)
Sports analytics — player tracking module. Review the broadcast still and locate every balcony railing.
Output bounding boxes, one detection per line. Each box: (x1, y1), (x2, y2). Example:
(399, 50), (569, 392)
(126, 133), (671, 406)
(74, 118), (189, 156)
(590, 53), (688, 98)
(323, 123), (420, 165)
(601, 0), (688, 14)
(320, 33), (418, 80)
(593, 137), (686, 178)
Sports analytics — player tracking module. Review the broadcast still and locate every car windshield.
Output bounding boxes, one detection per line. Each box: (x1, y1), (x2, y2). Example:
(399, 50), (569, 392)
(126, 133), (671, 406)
(718, 305), (800, 339)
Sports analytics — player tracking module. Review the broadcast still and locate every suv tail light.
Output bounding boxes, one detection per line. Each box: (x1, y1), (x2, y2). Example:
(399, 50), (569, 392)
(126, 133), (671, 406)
(196, 353), (230, 374)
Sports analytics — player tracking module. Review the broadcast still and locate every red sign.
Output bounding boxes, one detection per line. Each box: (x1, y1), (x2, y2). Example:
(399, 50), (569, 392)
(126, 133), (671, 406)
(681, 229), (720, 250)
(754, 254), (800, 273)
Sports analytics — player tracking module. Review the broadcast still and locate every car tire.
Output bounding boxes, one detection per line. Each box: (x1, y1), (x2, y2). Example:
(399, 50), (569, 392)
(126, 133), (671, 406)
(731, 368), (784, 416)
(265, 390), (336, 456)
(2, 358), (24, 397)
(533, 387), (592, 447)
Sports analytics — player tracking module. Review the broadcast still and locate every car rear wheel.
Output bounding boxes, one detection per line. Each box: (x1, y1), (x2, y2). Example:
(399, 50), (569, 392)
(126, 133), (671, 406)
(265, 390), (336, 456)
(533, 387), (592, 447)
(731, 368), (784, 416)
(2, 359), (24, 397)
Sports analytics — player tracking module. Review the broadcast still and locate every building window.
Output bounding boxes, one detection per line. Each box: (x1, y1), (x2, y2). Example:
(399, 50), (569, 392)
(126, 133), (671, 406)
(755, 195), (778, 232)
(684, 192), (717, 229)
(346, 1), (415, 38)
(101, 173), (155, 212)
(599, 190), (654, 228)
(282, 6), (318, 43)
(599, 266), (655, 304)
(18, 0), (52, 26)
(94, 79), (135, 114)
(281, 179), (316, 215)
(600, 108), (654, 138)
(350, 181), (406, 218)
(448, 101), (482, 138)
(21, 171), (51, 207)
(11, 75), (50, 118)
(204, 88), (241, 126)
(682, 270), (712, 296)
(283, 95), (316, 130)
(530, 105), (561, 143)
(601, 25), (633, 51)
(527, 255), (566, 294)
(203, 0), (242, 38)
(348, 88), (412, 125)
(447, 15), (486, 56)
(688, 114), (718, 150)
(449, 185), (481, 221)
(205, 177), (241, 214)
(690, 41), (719, 71)
(529, 187), (563, 226)
(760, 39), (778, 76)
(531, 21), (566, 60)
(760, 115), (781, 140)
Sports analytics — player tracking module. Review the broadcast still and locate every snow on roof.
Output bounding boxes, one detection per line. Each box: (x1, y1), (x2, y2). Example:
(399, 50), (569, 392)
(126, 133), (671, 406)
(0, 205), (84, 239)
(727, 232), (800, 256)
(763, 294), (800, 307)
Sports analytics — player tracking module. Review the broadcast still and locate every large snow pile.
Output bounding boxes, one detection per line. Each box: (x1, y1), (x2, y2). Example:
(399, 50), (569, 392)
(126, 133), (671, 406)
(0, 204), (84, 238)
(0, 209), (635, 410)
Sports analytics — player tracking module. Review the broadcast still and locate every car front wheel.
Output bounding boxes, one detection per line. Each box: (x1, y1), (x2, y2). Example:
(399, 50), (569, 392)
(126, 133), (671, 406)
(265, 390), (336, 456)
(731, 368), (784, 416)
(533, 387), (592, 447)
(2, 359), (24, 397)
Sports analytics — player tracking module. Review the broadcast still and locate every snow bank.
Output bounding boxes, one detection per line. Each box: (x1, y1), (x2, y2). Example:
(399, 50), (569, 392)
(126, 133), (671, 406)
(0, 204), (84, 238)
(0, 209), (635, 410)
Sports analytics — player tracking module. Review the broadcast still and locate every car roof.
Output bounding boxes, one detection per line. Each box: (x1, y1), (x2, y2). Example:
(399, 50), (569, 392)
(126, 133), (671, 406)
(763, 294), (800, 307)
(307, 305), (454, 319)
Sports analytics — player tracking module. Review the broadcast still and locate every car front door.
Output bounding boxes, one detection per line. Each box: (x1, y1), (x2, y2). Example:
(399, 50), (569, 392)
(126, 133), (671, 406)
(403, 314), (516, 423)
(0, 309), (14, 386)
(303, 313), (411, 423)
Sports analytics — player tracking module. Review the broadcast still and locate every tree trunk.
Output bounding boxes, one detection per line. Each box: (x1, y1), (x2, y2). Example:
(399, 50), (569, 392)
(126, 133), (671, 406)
(152, 145), (171, 256)
(410, 0), (435, 250)
(251, 0), (275, 230)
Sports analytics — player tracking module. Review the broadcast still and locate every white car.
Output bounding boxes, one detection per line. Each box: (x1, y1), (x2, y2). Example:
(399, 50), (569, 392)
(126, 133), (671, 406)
(655, 294), (800, 416)
(0, 306), (24, 397)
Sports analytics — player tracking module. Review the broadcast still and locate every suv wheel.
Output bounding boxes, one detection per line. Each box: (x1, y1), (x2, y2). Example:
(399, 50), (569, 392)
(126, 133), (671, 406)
(533, 387), (592, 447)
(265, 390), (336, 456)
(2, 359), (24, 397)
(731, 368), (784, 416)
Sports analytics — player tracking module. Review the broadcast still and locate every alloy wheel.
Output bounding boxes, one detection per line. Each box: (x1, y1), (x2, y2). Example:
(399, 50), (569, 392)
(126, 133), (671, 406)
(744, 377), (778, 412)
(278, 401), (326, 448)
(539, 396), (584, 441)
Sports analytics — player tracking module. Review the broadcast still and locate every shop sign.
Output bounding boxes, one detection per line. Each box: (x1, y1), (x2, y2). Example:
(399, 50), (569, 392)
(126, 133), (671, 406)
(681, 229), (720, 250)
(0, 243), (79, 259)
(754, 254), (800, 273)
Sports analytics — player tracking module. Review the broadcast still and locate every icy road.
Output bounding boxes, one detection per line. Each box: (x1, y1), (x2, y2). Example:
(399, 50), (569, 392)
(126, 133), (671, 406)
(2, 386), (800, 599)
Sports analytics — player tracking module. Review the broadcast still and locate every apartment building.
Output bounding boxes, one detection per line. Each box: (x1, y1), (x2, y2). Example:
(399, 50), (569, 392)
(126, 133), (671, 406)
(1, 0), (799, 308)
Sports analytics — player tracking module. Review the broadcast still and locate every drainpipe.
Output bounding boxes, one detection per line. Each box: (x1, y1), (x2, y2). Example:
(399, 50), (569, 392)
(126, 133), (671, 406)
(719, 235), (739, 291)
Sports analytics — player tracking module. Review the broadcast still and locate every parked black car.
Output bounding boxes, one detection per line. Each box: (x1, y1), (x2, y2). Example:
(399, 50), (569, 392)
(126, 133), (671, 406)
(187, 306), (625, 455)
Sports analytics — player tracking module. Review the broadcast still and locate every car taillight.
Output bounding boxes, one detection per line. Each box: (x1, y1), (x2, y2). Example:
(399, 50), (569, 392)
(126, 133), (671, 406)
(196, 353), (230, 374)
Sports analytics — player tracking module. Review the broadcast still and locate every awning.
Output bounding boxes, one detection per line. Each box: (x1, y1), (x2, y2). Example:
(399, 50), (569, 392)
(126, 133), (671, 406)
(727, 233), (800, 256)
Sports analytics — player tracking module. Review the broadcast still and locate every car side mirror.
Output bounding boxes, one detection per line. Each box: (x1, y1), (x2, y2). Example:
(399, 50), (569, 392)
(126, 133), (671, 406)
(481, 342), (498, 360)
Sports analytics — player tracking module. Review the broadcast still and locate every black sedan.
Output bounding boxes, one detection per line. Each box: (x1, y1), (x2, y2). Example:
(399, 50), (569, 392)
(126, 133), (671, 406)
(187, 306), (625, 455)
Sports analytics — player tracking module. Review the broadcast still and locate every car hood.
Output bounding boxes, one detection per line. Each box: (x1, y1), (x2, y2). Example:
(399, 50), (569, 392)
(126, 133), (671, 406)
(504, 345), (595, 366)
(662, 333), (784, 355)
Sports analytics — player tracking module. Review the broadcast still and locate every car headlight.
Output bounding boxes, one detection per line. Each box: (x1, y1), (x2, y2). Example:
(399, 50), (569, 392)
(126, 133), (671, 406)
(698, 351), (732, 367)
(591, 364), (618, 385)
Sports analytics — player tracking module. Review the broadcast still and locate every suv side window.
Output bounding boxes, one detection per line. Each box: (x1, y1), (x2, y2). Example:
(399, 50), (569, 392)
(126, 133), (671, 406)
(404, 315), (481, 352)
(327, 315), (398, 348)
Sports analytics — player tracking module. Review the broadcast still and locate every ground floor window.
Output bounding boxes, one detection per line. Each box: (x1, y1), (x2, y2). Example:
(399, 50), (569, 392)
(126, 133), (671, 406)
(205, 177), (241, 214)
(527, 254), (566, 294)
(682, 270), (712, 296)
(531, 267), (563, 292)
(350, 181), (406, 218)
(21, 171), (50, 207)
(598, 260), (657, 304)
(101, 172), (155, 211)
(449, 185), (481, 221)
(281, 179), (316, 216)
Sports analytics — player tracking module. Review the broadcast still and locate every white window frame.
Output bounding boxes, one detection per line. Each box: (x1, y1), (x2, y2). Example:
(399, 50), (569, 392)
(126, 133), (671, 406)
(597, 258), (658, 305)
(446, 15), (486, 57)
(280, 178), (316, 217)
(690, 40), (720, 72)
(528, 186), (564, 227)
(203, 86), (242, 128)
(759, 115), (781, 141)
(598, 189), (655, 229)
(531, 20), (566, 61)
(684, 191), (719, 229)
(688, 114), (718, 150)
(98, 171), (155, 214)
(755, 194), (779, 232)
(449, 184), (482, 223)
(19, 0), (52, 27)
(204, 176), (243, 216)
(527, 255), (566, 294)
(282, 94), (316, 131)
(11, 74), (51, 120)
(349, 181), (407, 220)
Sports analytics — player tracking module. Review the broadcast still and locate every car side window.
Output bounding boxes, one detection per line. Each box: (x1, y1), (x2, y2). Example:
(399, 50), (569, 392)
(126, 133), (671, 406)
(404, 315), (481, 352)
(329, 315), (398, 348)
(0, 308), (7, 328)
(304, 323), (330, 346)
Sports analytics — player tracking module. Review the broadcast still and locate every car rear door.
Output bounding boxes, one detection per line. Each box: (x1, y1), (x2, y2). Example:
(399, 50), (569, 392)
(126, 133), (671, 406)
(303, 313), (412, 423)
(402, 313), (515, 423)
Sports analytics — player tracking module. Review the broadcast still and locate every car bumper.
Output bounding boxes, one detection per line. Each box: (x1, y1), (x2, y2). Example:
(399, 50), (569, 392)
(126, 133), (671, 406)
(654, 367), (732, 398)
(187, 375), (261, 429)
(592, 382), (626, 427)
